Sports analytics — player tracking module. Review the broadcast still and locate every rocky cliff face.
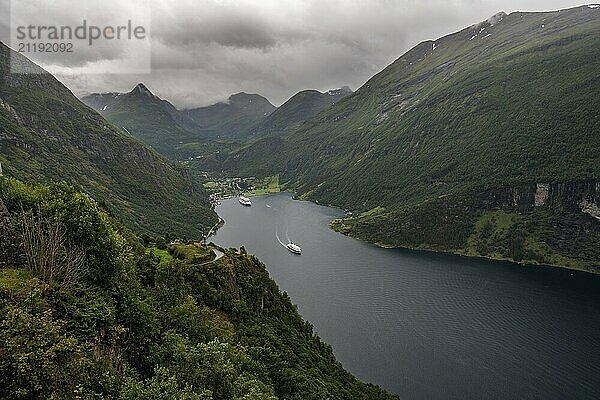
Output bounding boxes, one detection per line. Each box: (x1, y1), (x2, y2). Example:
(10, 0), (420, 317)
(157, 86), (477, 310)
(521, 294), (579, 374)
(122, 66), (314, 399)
(337, 178), (600, 272)
(479, 180), (599, 216)
(0, 98), (22, 123)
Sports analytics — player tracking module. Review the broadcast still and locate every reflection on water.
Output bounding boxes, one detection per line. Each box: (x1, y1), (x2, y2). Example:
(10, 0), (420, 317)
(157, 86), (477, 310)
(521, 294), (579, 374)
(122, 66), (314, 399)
(213, 193), (600, 399)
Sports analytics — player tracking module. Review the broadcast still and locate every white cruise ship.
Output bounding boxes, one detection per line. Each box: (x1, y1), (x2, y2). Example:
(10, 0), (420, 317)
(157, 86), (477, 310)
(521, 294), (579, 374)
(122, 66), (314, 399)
(239, 195), (252, 206)
(286, 242), (301, 254)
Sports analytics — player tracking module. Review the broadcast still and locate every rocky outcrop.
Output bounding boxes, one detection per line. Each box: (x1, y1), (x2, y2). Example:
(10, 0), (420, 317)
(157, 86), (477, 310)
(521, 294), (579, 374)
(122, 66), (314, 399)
(478, 180), (600, 215)
(534, 183), (550, 206)
(0, 97), (22, 124)
(580, 199), (600, 220)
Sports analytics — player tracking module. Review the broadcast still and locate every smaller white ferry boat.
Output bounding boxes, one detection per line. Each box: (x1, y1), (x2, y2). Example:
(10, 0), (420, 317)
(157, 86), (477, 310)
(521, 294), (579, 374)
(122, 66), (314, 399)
(286, 242), (302, 254)
(239, 196), (252, 206)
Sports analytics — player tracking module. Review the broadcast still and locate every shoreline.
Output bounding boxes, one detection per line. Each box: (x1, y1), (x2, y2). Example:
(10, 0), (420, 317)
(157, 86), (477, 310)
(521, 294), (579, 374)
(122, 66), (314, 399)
(329, 220), (600, 276)
(211, 192), (599, 276)
(205, 217), (225, 240)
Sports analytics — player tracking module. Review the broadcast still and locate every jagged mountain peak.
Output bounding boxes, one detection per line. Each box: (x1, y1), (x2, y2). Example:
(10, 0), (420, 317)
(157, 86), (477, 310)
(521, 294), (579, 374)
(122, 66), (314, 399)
(82, 83), (194, 157)
(229, 91), (252, 98)
(130, 82), (155, 98)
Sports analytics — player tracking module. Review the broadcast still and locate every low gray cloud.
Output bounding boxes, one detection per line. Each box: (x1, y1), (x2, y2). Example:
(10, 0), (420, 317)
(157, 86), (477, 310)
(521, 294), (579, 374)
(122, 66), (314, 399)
(0, 0), (588, 107)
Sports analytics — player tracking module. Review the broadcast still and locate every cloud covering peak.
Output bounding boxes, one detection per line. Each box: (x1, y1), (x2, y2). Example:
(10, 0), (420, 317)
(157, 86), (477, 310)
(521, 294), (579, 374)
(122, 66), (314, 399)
(0, 0), (586, 107)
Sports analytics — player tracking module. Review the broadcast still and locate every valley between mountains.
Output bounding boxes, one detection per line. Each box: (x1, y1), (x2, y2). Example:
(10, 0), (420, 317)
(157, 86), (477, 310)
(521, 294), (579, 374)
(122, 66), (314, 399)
(0, 35), (394, 400)
(2, 3), (600, 400)
(83, 5), (600, 273)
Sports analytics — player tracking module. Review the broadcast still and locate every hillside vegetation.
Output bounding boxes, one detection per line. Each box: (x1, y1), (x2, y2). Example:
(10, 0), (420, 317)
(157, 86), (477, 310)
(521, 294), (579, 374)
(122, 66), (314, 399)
(83, 90), (276, 158)
(184, 93), (276, 140)
(83, 85), (357, 164)
(82, 84), (197, 159)
(0, 177), (397, 400)
(216, 6), (600, 271)
(248, 87), (353, 137)
(0, 43), (217, 238)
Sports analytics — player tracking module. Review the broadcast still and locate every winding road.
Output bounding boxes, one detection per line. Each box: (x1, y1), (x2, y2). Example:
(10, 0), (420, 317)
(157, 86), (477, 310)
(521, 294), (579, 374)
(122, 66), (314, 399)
(196, 247), (225, 266)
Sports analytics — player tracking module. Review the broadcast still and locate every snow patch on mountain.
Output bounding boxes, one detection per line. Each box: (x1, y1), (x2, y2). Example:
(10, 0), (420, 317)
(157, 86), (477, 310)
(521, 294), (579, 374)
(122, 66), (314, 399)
(487, 12), (506, 26)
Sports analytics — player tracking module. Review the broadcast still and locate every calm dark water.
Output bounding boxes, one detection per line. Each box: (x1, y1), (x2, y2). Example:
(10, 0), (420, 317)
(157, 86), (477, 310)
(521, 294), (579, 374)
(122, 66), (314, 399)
(212, 193), (600, 399)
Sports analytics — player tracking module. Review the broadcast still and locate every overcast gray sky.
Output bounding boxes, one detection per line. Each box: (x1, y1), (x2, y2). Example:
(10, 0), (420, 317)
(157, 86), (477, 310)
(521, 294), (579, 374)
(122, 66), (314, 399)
(0, 0), (591, 107)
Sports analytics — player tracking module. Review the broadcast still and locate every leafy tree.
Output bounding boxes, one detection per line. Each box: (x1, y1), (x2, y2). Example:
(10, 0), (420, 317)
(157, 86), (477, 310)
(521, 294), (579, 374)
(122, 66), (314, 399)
(0, 179), (397, 399)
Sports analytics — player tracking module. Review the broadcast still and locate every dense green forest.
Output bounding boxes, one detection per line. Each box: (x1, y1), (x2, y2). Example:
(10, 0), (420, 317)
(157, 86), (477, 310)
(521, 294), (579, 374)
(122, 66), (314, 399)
(332, 184), (600, 273)
(0, 177), (397, 399)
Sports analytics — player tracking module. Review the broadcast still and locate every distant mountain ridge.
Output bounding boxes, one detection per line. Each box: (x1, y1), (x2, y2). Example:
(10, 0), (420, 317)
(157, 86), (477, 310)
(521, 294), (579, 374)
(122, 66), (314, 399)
(182, 92), (276, 139)
(0, 42), (217, 237)
(82, 83), (198, 158)
(83, 87), (277, 155)
(215, 5), (600, 271)
(83, 84), (353, 159)
(249, 86), (353, 137)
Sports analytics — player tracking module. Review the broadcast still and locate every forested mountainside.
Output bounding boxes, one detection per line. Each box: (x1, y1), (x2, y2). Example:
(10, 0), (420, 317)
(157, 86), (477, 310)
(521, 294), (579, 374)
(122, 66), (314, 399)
(83, 89), (276, 158)
(216, 6), (600, 271)
(83, 85), (355, 163)
(0, 178), (397, 400)
(0, 42), (217, 238)
(248, 87), (353, 137)
(183, 92), (276, 139)
(81, 84), (198, 159)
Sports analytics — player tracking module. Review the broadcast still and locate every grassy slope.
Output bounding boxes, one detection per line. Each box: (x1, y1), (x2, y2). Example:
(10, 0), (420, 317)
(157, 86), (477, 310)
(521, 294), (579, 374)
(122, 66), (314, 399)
(0, 43), (217, 238)
(246, 175), (280, 196)
(219, 6), (600, 270)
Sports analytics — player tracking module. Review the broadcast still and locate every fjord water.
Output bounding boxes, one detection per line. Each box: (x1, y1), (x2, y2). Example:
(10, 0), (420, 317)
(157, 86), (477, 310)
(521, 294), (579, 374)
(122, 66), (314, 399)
(212, 193), (600, 399)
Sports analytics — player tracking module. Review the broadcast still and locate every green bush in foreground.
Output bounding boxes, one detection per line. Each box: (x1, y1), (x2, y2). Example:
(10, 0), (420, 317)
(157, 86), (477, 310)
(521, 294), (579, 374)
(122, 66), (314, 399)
(0, 177), (397, 400)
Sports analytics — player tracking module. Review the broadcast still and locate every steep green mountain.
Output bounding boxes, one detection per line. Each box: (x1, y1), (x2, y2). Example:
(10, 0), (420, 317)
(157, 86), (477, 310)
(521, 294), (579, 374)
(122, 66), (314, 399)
(83, 89), (276, 158)
(0, 42), (217, 238)
(219, 6), (600, 271)
(82, 84), (198, 158)
(183, 87), (353, 172)
(0, 178), (397, 399)
(249, 87), (353, 137)
(183, 92), (276, 139)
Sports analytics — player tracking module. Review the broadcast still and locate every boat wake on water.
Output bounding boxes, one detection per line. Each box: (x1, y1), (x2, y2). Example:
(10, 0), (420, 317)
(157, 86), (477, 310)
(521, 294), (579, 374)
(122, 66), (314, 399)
(275, 230), (286, 248)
